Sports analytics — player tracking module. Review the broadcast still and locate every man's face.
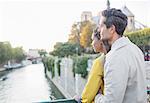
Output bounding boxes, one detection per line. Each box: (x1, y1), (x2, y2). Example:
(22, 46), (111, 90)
(98, 16), (112, 41)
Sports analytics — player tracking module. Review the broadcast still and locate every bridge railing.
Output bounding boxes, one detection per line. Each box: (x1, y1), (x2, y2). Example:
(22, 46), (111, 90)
(37, 89), (150, 103)
(38, 98), (77, 103)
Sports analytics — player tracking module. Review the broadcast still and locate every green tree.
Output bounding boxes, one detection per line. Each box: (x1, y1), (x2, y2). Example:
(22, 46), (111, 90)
(12, 47), (26, 62)
(125, 28), (150, 46)
(38, 49), (47, 57)
(0, 42), (26, 65)
(53, 42), (63, 49)
(73, 56), (89, 78)
(0, 42), (12, 64)
(50, 42), (82, 57)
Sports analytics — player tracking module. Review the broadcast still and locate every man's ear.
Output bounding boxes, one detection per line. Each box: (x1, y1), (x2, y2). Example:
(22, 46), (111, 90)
(109, 25), (115, 34)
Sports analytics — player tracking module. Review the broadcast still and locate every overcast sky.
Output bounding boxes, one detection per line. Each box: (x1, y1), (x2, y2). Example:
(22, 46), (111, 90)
(0, 0), (149, 52)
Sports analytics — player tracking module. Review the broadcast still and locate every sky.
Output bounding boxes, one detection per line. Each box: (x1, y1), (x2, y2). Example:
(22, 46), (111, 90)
(0, 0), (149, 52)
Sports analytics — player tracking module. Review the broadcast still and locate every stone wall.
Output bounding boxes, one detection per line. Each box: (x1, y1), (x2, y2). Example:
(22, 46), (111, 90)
(46, 57), (150, 99)
(46, 57), (92, 98)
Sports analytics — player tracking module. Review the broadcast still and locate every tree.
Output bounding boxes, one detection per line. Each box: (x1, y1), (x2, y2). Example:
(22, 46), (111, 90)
(0, 42), (12, 64)
(38, 49), (47, 57)
(0, 41), (26, 65)
(53, 42), (63, 49)
(68, 23), (80, 44)
(125, 28), (150, 46)
(12, 47), (26, 62)
(80, 21), (94, 48)
(125, 28), (150, 54)
(50, 42), (82, 57)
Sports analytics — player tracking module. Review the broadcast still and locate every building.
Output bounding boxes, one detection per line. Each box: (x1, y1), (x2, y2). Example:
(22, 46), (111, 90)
(83, 8), (146, 31)
(27, 49), (40, 58)
(81, 0), (146, 31)
(81, 11), (92, 22)
(27, 49), (41, 64)
(121, 6), (135, 31)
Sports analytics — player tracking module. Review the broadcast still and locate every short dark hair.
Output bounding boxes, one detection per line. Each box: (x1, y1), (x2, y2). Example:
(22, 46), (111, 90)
(102, 8), (128, 36)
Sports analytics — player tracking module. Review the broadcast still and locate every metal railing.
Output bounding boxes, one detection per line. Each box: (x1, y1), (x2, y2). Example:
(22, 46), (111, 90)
(37, 98), (77, 103)
(37, 90), (150, 103)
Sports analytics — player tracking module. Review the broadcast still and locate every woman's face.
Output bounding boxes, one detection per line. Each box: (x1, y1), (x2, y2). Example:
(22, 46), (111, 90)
(91, 33), (105, 53)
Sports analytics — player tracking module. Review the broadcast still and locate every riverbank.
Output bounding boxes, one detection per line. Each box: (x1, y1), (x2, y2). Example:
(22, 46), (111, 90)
(0, 67), (6, 72)
(0, 70), (8, 79)
(45, 75), (65, 100)
(0, 68), (8, 79)
(46, 70), (72, 99)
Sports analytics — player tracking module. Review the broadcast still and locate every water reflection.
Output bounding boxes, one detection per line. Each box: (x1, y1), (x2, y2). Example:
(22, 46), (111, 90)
(0, 64), (51, 103)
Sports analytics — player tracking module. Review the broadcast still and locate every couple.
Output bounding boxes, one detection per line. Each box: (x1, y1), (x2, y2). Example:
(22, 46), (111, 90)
(75, 8), (147, 103)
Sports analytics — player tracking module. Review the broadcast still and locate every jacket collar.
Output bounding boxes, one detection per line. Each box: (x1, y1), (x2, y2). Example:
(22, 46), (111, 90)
(111, 36), (131, 51)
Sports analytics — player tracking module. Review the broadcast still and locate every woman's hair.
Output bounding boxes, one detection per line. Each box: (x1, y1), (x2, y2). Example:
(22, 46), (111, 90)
(93, 27), (111, 52)
(93, 27), (101, 40)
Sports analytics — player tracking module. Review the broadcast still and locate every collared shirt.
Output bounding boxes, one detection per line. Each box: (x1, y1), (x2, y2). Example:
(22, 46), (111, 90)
(95, 37), (147, 103)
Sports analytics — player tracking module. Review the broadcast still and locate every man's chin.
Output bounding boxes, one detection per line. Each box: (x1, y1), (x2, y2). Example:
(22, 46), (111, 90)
(101, 38), (110, 44)
(101, 37), (107, 41)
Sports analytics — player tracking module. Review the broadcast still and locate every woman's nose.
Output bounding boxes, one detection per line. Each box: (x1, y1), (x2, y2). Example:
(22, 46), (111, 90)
(91, 41), (94, 46)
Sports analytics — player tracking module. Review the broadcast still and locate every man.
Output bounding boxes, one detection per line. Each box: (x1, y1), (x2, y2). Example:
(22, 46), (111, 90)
(95, 8), (147, 103)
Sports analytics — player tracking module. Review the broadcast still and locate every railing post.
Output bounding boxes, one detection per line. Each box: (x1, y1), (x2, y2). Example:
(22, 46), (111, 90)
(75, 74), (79, 95)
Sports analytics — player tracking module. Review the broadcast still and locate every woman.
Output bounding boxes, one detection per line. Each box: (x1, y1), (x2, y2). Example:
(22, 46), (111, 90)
(74, 28), (110, 103)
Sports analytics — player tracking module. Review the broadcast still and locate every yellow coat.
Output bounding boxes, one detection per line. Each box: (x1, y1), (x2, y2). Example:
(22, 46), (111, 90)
(81, 54), (105, 103)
